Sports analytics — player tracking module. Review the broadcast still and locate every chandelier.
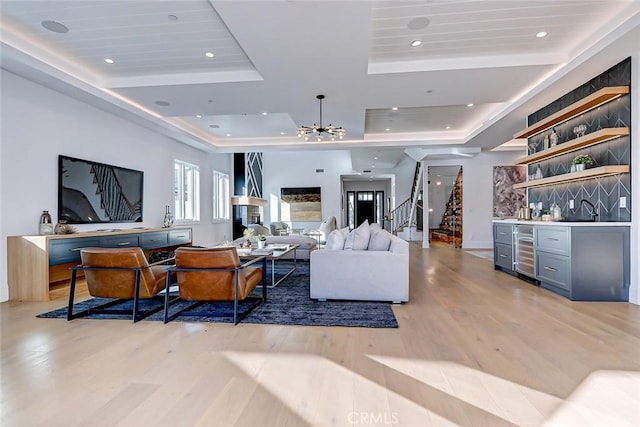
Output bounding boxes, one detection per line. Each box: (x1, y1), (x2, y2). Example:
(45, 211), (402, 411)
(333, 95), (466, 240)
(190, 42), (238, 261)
(297, 94), (345, 142)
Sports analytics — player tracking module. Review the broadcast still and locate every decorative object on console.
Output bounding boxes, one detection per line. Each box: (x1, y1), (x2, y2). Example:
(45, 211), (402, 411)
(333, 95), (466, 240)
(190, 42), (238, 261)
(162, 205), (174, 228)
(280, 187), (322, 221)
(297, 94), (345, 142)
(54, 221), (77, 234)
(39, 210), (53, 235)
(257, 234), (267, 248)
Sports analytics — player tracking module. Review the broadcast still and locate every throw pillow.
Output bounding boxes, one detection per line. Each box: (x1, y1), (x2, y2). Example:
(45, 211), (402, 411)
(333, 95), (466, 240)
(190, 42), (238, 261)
(368, 229), (392, 251)
(325, 229), (346, 250)
(344, 220), (370, 250)
(369, 222), (382, 231)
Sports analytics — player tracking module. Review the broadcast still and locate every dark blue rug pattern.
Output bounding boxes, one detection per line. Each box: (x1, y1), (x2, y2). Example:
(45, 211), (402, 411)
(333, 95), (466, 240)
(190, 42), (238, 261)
(37, 262), (399, 328)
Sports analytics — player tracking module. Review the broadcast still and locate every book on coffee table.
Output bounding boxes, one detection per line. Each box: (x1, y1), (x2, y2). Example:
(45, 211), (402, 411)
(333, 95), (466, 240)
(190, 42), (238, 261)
(266, 244), (289, 251)
(251, 248), (274, 255)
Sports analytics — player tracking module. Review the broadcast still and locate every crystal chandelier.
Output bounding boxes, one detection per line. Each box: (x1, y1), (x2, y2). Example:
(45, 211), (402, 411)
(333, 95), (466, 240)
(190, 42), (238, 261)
(297, 94), (345, 142)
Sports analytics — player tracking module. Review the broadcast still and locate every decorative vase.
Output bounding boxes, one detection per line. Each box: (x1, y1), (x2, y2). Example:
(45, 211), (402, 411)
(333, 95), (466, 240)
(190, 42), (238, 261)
(54, 220), (67, 234)
(575, 163), (586, 172)
(39, 210), (53, 235)
(163, 205), (174, 228)
(257, 240), (266, 249)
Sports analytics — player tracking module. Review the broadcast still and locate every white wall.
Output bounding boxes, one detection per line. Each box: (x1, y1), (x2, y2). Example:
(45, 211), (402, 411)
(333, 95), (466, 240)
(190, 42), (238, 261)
(0, 70), (232, 302)
(262, 150), (353, 231)
(423, 151), (523, 249)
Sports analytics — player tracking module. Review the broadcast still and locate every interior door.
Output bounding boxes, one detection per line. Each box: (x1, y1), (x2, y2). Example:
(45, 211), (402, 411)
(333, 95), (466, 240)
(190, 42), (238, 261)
(356, 191), (375, 226)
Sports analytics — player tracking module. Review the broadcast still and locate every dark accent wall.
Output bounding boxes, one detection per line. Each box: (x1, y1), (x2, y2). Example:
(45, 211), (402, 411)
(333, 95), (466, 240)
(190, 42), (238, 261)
(527, 58), (631, 221)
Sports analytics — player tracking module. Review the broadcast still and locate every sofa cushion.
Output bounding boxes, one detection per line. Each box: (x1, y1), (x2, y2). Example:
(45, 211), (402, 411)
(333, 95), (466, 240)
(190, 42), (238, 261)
(368, 228), (392, 251)
(369, 222), (382, 231)
(326, 229), (346, 250)
(344, 220), (370, 250)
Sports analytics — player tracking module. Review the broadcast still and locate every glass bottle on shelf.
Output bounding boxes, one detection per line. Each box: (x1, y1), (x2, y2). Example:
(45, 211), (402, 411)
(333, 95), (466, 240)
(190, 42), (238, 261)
(550, 127), (559, 146)
(543, 134), (550, 150)
(535, 165), (543, 179)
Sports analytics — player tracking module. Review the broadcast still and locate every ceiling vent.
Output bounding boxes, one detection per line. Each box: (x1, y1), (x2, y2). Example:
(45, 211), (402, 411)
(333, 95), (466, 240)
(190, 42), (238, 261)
(363, 170), (372, 173)
(315, 168), (324, 173)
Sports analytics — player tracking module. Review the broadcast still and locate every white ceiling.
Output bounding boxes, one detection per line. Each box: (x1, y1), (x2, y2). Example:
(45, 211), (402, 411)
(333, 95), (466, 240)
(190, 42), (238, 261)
(1, 0), (639, 171)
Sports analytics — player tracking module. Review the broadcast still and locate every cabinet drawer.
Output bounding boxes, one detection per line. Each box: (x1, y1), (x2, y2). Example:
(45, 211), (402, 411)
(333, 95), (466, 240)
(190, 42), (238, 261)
(535, 227), (569, 255)
(100, 234), (140, 248)
(140, 231), (169, 249)
(49, 237), (101, 265)
(494, 224), (513, 245)
(169, 229), (192, 246)
(536, 252), (570, 290)
(494, 243), (513, 270)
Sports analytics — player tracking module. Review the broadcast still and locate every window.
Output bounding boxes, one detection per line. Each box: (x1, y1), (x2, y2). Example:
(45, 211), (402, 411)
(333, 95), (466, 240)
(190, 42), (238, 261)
(212, 170), (230, 221)
(174, 160), (200, 221)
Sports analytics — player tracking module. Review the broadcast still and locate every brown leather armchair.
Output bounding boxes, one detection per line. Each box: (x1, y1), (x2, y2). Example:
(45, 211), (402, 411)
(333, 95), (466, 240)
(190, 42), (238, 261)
(163, 247), (267, 324)
(67, 247), (175, 322)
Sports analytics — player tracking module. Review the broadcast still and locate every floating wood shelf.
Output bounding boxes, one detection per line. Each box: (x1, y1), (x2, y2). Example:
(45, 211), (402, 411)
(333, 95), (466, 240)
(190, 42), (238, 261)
(513, 86), (629, 139)
(513, 165), (630, 189)
(515, 128), (629, 165)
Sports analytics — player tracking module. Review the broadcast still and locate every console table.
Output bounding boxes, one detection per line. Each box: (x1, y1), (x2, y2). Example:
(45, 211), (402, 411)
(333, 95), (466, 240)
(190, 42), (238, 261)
(7, 227), (192, 301)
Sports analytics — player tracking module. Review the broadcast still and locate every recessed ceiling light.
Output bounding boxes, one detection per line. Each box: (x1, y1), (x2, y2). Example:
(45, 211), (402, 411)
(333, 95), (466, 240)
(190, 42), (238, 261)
(226, 133), (231, 137)
(196, 115), (202, 118)
(154, 100), (170, 106)
(410, 39), (423, 47)
(104, 58), (114, 64)
(446, 125), (451, 129)
(408, 17), (430, 31)
(41, 20), (68, 33)
(536, 31), (547, 38)
(374, 157), (378, 160)
(467, 103), (474, 107)
(205, 52), (215, 58)
(391, 107), (398, 111)
(280, 132), (285, 135)
(261, 112), (268, 115)
(168, 14), (178, 21)
(385, 128), (391, 131)
(436, 181), (441, 186)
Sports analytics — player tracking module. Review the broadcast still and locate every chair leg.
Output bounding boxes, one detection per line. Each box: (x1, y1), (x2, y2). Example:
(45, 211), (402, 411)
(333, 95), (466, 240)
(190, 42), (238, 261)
(67, 269), (78, 321)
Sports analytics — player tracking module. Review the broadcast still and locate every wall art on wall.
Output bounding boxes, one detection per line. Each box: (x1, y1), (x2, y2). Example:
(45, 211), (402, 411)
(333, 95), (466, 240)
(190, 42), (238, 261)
(493, 166), (526, 218)
(281, 187), (322, 221)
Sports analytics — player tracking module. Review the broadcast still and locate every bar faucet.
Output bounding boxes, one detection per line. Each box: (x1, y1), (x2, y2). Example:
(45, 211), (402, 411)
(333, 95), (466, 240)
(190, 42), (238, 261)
(580, 199), (599, 221)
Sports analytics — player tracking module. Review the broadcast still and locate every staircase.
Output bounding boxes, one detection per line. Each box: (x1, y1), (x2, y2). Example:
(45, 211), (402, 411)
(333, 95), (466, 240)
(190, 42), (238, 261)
(431, 168), (463, 247)
(390, 162), (423, 241)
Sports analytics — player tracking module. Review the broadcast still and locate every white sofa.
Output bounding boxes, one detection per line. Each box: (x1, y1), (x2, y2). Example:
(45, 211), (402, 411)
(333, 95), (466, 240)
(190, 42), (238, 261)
(310, 222), (409, 303)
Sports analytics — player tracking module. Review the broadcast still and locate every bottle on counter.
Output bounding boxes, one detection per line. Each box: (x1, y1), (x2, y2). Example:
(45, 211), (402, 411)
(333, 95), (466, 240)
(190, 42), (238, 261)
(552, 203), (562, 221)
(543, 134), (550, 150)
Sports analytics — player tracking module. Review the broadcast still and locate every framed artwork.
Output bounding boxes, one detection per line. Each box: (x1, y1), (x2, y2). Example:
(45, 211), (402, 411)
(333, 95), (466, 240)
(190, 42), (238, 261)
(493, 166), (526, 218)
(280, 187), (322, 221)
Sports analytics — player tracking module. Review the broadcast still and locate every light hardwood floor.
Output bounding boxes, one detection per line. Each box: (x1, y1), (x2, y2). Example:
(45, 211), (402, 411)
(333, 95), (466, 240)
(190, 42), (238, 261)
(1, 244), (639, 426)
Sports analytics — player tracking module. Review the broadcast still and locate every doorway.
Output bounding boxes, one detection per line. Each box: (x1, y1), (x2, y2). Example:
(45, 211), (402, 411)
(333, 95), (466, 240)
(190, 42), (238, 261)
(428, 166), (463, 248)
(356, 191), (375, 226)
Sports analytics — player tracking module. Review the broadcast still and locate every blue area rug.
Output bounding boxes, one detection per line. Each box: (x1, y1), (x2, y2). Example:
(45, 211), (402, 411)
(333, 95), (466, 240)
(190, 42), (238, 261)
(37, 262), (399, 328)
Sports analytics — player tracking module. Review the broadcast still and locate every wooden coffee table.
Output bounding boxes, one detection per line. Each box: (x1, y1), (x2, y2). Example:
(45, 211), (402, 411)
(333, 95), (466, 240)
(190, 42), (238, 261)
(239, 244), (299, 287)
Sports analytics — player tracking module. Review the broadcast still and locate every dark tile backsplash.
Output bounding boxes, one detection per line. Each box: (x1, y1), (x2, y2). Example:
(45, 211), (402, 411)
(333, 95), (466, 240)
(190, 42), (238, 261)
(526, 57), (631, 222)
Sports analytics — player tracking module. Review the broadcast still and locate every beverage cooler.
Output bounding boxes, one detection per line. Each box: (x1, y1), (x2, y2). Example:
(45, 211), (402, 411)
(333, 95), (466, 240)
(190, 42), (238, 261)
(514, 225), (535, 278)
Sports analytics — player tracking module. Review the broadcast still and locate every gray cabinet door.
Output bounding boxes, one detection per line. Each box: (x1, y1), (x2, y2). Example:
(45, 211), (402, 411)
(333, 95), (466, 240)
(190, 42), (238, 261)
(49, 237), (101, 265)
(168, 229), (192, 246)
(536, 252), (570, 291)
(100, 234), (140, 248)
(535, 226), (569, 255)
(494, 243), (513, 270)
(494, 224), (513, 245)
(140, 231), (169, 249)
